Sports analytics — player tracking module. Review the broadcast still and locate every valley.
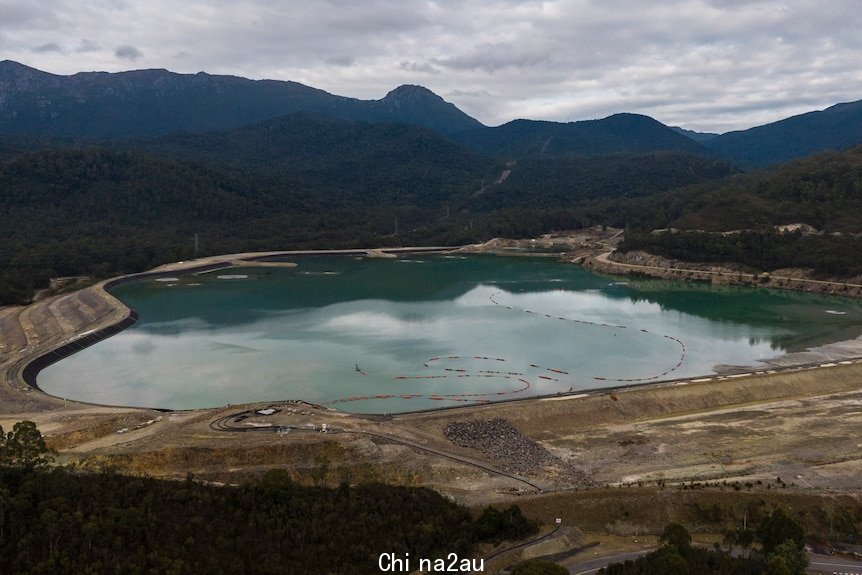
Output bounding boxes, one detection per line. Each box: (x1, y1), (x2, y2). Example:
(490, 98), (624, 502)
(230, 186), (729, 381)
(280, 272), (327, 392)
(2, 58), (862, 573)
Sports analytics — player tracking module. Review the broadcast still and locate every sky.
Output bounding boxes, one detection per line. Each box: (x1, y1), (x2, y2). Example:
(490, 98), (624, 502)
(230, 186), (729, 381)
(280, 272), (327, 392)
(2, 0), (861, 133)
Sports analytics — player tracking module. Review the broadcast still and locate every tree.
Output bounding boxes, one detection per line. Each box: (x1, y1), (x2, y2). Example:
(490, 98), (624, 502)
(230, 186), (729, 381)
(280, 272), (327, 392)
(722, 529), (738, 554)
(764, 555), (793, 575)
(768, 540), (809, 575)
(472, 505), (538, 543)
(738, 528), (755, 557)
(660, 523), (692, 553)
(3, 421), (54, 469)
(647, 545), (691, 575)
(0, 485), (8, 541)
(758, 508), (805, 554)
(511, 559), (568, 575)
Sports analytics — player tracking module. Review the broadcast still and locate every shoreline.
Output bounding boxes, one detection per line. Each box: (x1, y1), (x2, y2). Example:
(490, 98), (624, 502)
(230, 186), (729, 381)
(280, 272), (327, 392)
(2, 243), (861, 417)
(585, 250), (862, 298)
(0, 246), (458, 415)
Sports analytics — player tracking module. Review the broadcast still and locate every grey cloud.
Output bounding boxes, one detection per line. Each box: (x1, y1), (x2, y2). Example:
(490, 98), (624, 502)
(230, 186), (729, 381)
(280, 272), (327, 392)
(436, 42), (557, 73)
(3, 0), (862, 132)
(75, 38), (100, 52)
(0, 2), (56, 26)
(322, 0), (430, 33)
(115, 44), (143, 61)
(398, 61), (439, 74)
(32, 41), (64, 53)
(326, 55), (355, 67)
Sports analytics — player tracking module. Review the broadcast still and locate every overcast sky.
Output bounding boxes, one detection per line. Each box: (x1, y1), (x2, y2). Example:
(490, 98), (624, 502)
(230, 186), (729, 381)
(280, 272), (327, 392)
(2, 0), (861, 133)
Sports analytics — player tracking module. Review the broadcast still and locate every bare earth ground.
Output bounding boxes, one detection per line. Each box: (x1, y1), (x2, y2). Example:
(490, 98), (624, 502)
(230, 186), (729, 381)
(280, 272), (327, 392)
(1, 240), (861, 568)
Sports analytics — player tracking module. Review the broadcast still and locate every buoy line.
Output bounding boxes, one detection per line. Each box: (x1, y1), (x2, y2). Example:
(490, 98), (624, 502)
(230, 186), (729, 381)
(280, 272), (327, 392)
(488, 291), (686, 383)
(321, 290), (687, 408)
(322, 356), (535, 406)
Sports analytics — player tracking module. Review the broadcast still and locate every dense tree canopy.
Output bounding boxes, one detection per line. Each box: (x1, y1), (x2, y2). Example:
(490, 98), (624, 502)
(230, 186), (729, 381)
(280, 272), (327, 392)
(619, 230), (862, 278)
(1, 127), (861, 304)
(0, 464), (536, 575)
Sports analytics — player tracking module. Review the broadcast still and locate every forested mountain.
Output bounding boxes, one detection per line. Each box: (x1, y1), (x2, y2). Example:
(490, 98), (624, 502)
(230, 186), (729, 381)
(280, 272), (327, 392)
(671, 126), (719, 142)
(0, 117), (500, 303)
(0, 60), (482, 138)
(4, 60), (862, 303)
(452, 114), (709, 158)
(0, 62), (709, 161)
(4, 132), (860, 304)
(706, 99), (862, 167)
(658, 145), (862, 232)
(5, 61), (862, 167)
(132, 112), (496, 208)
(609, 146), (862, 277)
(467, 152), (737, 211)
(553, 145), (862, 234)
(0, 123), (737, 305)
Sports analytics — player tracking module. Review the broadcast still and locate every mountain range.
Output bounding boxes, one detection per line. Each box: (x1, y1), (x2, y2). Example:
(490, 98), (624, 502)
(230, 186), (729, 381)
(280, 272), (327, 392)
(704, 99), (862, 167)
(0, 60), (481, 137)
(3, 60), (862, 167)
(2, 60), (862, 304)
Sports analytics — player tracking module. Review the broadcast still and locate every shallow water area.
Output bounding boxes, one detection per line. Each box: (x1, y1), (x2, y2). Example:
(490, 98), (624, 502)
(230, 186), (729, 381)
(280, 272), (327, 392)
(38, 255), (862, 413)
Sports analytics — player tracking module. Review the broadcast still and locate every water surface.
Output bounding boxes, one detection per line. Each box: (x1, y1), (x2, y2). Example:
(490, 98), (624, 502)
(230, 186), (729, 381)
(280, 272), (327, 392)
(38, 255), (862, 412)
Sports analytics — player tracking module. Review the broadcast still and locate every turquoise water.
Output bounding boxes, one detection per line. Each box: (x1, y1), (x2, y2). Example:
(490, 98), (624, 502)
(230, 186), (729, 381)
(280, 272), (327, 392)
(38, 255), (862, 413)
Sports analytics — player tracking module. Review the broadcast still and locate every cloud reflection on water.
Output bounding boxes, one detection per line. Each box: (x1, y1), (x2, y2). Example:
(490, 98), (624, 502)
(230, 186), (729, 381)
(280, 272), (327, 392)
(38, 262), (841, 412)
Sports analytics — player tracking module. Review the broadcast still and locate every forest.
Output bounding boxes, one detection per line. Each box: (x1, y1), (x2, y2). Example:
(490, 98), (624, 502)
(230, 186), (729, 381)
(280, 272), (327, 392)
(0, 420), (538, 574)
(619, 230), (862, 278)
(0, 464), (537, 574)
(1, 118), (861, 305)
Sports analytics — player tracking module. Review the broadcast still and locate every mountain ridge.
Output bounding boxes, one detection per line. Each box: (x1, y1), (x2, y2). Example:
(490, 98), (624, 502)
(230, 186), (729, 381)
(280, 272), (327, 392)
(0, 60), (483, 137)
(451, 113), (710, 158)
(705, 99), (862, 167)
(3, 61), (862, 167)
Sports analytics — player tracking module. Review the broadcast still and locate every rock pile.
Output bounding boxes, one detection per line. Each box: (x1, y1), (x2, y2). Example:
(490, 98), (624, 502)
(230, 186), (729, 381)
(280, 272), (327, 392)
(444, 418), (592, 486)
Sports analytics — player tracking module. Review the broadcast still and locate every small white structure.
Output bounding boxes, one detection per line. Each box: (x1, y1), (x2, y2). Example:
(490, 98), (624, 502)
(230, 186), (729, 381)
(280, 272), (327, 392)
(256, 408), (277, 416)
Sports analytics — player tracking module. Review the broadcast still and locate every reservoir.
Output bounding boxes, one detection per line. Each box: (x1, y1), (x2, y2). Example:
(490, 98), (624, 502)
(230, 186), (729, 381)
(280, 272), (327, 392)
(38, 255), (862, 412)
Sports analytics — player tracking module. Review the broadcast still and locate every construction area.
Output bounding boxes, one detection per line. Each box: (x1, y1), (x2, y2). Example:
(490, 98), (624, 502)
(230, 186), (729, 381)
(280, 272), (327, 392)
(1, 240), (861, 571)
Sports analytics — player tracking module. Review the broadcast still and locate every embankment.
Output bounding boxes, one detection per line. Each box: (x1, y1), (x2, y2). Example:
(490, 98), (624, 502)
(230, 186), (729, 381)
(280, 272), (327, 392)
(583, 250), (862, 298)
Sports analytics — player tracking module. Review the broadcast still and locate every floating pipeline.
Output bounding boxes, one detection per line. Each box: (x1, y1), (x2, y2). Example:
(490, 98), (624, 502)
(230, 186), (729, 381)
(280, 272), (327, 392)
(321, 357), (536, 406)
(322, 292), (689, 408)
(488, 291), (686, 384)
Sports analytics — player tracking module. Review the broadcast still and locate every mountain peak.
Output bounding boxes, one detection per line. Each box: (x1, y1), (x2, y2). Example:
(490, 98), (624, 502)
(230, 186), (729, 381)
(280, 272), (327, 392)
(373, 84), (484, 132)
(388, 84), (434, 93)
(383, 84), (443, 102)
